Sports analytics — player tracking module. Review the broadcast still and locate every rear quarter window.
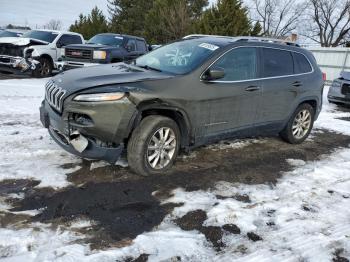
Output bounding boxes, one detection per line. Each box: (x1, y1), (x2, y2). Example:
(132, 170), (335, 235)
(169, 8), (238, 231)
(294, 52), (312, 74)
(262, 48), (294, 77)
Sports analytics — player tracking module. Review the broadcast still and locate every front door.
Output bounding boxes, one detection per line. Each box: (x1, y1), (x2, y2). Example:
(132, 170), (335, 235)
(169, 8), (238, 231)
(199, 47), (261, 136)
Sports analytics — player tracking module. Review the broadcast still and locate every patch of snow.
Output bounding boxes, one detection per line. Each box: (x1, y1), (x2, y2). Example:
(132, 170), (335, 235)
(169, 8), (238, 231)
(89, 161), (110, 171)
(286, 158), (306, 167)
(314, 86), (350, 135)
(206, 139), (263, 151)
(0, 78), (81, 188)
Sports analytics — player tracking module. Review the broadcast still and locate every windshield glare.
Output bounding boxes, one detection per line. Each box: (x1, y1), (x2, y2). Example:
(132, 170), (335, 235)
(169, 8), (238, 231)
(135, 40), (221, 74)
(88, 35), (124, 46)
(21, 30), (58, 43)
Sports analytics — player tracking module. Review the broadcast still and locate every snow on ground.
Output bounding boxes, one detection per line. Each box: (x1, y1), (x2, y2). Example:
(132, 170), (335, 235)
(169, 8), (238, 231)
(0, 80), (350, 261)
(0, 79), (81, 188)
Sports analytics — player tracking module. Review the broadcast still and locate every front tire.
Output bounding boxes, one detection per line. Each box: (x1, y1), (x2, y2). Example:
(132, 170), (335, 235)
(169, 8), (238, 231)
(280, 103), (315, 144)
(127, 115), (180, 176)
(32, 57), (53, 78)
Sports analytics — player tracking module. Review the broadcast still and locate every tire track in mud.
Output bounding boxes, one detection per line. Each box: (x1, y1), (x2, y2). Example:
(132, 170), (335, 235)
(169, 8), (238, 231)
(3, 129), (350, 249)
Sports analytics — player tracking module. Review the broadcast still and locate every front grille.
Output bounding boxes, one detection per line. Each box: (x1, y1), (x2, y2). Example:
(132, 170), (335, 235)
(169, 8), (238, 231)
(45, 80), (66, 112)
(65, 48), (92, 60)
(0, 43), (25, 57)
(341, 83), (350, 95)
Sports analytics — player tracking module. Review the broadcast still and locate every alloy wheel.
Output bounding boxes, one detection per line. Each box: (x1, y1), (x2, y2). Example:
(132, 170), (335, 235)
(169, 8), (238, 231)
(292, 109), (311, 139)
(147, 127), (177, 169)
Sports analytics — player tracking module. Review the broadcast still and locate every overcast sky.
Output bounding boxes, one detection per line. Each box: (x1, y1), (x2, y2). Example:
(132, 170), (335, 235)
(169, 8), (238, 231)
(0, 0), (217, 30)
(0, 0), (110, 30)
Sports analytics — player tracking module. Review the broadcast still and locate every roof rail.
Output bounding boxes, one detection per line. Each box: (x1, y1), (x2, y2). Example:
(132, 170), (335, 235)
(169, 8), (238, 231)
(182, 34), (300, 47)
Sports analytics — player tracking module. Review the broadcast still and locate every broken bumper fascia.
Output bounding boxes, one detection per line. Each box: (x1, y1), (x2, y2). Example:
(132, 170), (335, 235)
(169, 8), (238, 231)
(0, 55), (39, 73)
(39, 102), (124, 164)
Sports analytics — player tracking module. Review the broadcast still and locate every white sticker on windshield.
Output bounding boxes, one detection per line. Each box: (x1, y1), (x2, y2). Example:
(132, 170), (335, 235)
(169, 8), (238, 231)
(199, 43), (219, 51)
(114, 36), (124, 39)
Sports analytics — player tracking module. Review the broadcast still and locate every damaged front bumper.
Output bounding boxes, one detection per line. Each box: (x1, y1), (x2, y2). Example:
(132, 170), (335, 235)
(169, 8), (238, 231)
(40, 101), (124, 164)
(0, 55), (39, 74)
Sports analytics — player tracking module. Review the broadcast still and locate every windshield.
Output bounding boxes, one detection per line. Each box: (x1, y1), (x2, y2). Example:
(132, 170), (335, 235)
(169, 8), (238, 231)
(22, 30), (58, 43)
(87, 34), (124, 46)
(0, 31), (21, 37)
(135, 40), (221, 74)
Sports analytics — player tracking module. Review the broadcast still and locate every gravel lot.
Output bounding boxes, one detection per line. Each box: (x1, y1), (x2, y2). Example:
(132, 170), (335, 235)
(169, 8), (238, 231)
(0, 74), (349, 261)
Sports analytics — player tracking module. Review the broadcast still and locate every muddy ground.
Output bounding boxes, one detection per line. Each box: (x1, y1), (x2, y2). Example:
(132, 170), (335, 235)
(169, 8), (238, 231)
(1, 128), (350, 257)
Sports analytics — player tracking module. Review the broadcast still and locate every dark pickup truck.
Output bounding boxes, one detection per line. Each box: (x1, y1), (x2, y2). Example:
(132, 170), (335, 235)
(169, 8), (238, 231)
(55, 33), (148, 70)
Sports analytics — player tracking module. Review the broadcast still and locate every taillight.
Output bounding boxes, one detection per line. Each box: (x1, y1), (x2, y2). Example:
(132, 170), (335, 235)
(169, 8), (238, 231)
(322, 72), (327, 81)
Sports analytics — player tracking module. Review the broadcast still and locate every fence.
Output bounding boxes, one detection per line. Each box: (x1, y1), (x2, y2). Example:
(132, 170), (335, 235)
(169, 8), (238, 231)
(307, 47), (350, 85)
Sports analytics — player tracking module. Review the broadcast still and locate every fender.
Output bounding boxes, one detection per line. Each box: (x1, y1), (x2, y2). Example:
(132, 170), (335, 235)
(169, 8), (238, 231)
(126, 99), (193, 148)
(283, 95), (321, 127)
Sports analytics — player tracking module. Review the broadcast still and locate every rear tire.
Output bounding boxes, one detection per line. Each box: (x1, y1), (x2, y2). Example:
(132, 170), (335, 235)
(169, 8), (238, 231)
(280, 103), (315, 144)
(127, 115), (180, 176)
(32, 57), (53, 78)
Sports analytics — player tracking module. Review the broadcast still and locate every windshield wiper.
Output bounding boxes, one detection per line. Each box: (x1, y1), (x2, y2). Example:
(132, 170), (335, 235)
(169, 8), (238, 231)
(135, 64), (162, 72)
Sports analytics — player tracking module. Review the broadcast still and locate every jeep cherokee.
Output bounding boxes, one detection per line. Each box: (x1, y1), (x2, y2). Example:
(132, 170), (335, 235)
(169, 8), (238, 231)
(40, 35), (324, 176)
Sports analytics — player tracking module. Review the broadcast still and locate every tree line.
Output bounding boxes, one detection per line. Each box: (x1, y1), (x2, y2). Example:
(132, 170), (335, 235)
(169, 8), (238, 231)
(69, 0), (350, 47)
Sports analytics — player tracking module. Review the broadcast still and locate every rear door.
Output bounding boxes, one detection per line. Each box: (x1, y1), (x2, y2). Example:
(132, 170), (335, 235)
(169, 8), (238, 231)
(257, 47), (298, 125)
(124, 38), (139, 61)
(199, 47), (262, 136)
(136, 39), (148, 56)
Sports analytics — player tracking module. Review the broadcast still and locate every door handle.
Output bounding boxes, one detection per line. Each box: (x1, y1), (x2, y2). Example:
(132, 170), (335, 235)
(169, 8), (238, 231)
(245, 86), (260, 92)
(292, 81), (302, 87)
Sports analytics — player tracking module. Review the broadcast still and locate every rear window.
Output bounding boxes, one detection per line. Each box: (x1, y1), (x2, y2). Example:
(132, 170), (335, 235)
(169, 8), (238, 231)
(294, 52), (312, 74)
(262, 48), (294, 77)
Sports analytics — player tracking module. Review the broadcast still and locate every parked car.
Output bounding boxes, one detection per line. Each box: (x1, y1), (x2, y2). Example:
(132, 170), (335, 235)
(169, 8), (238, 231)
(328, 71), (350, 106)
(0, 29), (26, 38)
(55, 33), (148, 71)
(0, 29), (84, 77)
(40, 35), (324, 176)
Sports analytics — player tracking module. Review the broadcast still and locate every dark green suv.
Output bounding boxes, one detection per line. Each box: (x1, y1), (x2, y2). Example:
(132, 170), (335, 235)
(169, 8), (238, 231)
(40, 35), (324, 176)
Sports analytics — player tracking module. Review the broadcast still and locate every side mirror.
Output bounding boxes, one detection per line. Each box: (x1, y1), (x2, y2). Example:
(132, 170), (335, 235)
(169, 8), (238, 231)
(56, 42), (64, 48)
(126, 45), (132, 52)
(202, 67), (225, 81)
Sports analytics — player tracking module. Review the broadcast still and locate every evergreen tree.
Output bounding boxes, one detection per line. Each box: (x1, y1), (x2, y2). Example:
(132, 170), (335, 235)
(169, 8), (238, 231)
(108, 0), (154, 36)
(251, 21), (262, 36)
(69, 7), (108, 40)
(195, 0), (252, 36)
(144, 0), (208, 44)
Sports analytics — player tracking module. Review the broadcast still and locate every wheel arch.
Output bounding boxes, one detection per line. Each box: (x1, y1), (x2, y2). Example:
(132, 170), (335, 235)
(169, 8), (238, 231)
(39, 54), (54, 66)
(127, 101), (193, 149)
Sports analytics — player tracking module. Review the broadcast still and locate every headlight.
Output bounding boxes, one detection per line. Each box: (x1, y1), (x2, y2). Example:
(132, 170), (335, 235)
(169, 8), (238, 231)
(93, 50), (107, 60)
(61, 48), (65, 56)
(73, 92), (125, 102)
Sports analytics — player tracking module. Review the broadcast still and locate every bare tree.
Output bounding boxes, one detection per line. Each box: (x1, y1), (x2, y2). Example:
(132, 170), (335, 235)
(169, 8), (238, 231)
(43, 19), (62, 30)
(249, 0), (306, 37)
(305, 0), (350, 47)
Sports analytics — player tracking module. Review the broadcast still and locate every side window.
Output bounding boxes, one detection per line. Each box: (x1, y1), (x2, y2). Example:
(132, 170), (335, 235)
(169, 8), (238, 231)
(57, 34), (82, 46)
(136, 39), (147, 52)
(212, 47), (257, 81)
(126, 39), (136, 52)
(294, 52), (312, 74)
(262, 48), (293, 77)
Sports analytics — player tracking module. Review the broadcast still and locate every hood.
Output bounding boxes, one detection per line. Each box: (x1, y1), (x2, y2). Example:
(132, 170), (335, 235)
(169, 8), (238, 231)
(340, 71), (350, 81)
(65, 44), (118, 50)
(0, 37), (48, 46)
(52, 63), (174, 94)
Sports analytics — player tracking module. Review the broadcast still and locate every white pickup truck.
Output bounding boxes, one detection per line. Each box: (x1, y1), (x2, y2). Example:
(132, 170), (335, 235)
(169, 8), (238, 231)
(0, 29), (84, 77)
